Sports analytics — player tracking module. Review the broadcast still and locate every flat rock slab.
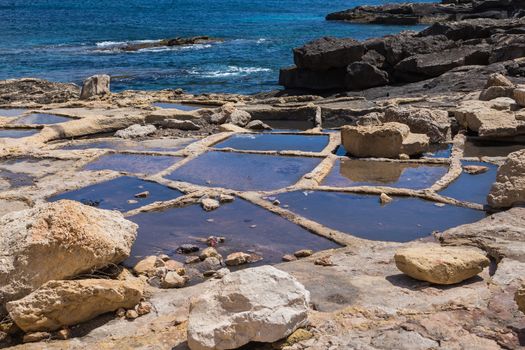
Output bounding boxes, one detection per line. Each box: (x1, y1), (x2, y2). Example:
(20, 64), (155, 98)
(394, 245), (490, 285)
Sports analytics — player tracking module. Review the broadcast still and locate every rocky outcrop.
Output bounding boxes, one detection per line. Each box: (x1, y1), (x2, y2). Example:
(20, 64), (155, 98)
(97, 36), (222, 53)
(341, 122), (429, 158)
(279, 18), (525, 91)
(394, 245), (490, 284)
(210, 103), (252, 127)
(80, 74), (111, 99)
(453, 99), (519, 137)
(516, 284), (525, 313)
(6, 279), (143, 332)
(488, 149), (525, 208)
(0, 200), (137, 313)
(0, 78), (79, 104)
(187, 266), (310, 350)
(381, 107), (451, 142)
(326, 0), (525, 25)
(115, 124), (157, 139)
(436, 207), (525, 262)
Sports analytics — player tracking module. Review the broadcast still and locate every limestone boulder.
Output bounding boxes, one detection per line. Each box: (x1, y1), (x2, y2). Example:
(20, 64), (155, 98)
(114, 124), (156, 139)
(453, 100), (518, 137)
(80, 74), (110, 99)
(488, 149), (525, 208)
(394, 245), (489, 285)
(382, 107), (451, 142)
(484, 73), (514, 89)
(187, 266), (310, 350)
(479, 86), (515, 101)
(341, 122), (429, 158)
(0, 200), (137, 313)
(515, 284), (525, 314)
(436, 208), (525, 262)
(7, 279), (143, 332)
(228, 109), (252, 127)
(514, 88), (525, 107)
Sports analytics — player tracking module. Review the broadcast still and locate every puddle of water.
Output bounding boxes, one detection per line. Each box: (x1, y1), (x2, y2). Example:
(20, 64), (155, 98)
(214, 134), (329, 152)
(276, 191), (486, 242)
(264, 120), (315, 131)
(464, 139), (525, 157)
(10, 113), (72, 125)
(423, 143), (453, 158)
(322, 159), (448, 189)
(0, 109), (27, 117)
(165, 151), (321, 191)
(49, 176), (183, 212)
(336, 143), (453, 158)
(84, 154), (183, 175)
(59, 137), (195, 152)
(0, 169), (34, 188)
(0, 129), (39, 138)
(127, 198), (340, 265)
(439, 161), (498, 204)
(152, 102), (205, 111)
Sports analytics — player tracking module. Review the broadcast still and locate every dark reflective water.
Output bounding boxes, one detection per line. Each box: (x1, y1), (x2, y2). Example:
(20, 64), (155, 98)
(0, 169), (34, 188)
(152, 102), (206, 111)
(165, 151), (320, 190)
(128, 198), (340, 264)
(214, 133), (329, 152)
(464, 139), (525, 158)
(0, 129), (39, 138)
(439, 161), (498, 204)
(85, 154), (183, 175)
(276, 191), (486, 242)
(59, 137), (195, 152)
(11, 113), (72, 125)
(322, 159), (448, 189)
(49, 176), (183, 211)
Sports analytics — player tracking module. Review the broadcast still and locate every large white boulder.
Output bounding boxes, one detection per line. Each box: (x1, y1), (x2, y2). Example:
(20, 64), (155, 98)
(0, 200), (137, 313)
(187, 265), (310, 350)
(488, 149), (525, 208)
(7, 278), (143, 332)
(80, 74), (110, 99)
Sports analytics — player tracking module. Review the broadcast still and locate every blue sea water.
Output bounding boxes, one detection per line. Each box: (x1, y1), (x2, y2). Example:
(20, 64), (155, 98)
(0, 0), (428, 94)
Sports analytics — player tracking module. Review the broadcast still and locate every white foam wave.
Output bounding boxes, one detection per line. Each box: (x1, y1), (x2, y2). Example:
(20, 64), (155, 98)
(189, 66), (272, 78)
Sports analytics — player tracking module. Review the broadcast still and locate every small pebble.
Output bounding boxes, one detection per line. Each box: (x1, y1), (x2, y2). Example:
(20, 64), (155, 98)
(136, 301), (152, 316)
(127, 199), (138, 204)
(282, 254), (297, 262)
(185, 256), (201, 264)
(23, 332), (51, 343)
(55, 328), (71, 340)
(116, 308), (126, 318)
(272, 199), (281, 206)
(379, 193), (393, 205)
(176, 244), (199, 254)
(294, 249), (314, 258)
(314, 256), (335, 267)
(134, 191), (150, 198)
(125, 309), (139, 319)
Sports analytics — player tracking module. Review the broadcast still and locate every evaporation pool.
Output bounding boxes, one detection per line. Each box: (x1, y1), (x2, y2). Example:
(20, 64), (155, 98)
(152, 102), (206, 111)
(322, 159), (448, 189)
(0, 129), (39, 138)
(59, 137), (195, 152)
(85, 154), (183, 175)
(276, 191), (486, 242)
(214, 133), (329, 152)
(165, 151), (321, 191)
(11, 113), (72, 125)
(464, 138), (525, 157)
(128, 198), (340, 264)
(439, 161), (498, 204)
(49, 176), (183, 211)
(0, 109), (27, 117)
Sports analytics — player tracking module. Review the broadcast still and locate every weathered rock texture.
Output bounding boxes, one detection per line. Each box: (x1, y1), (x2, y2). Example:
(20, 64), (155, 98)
(395, 245), (490, 284)
(341, 122), (429, 158)
(7, 279), (143, 332)
(453, 99), (519, 137)
(516, 284), (525, 313)
(0, 78), (79, 104)
(326, 0), (525, 25)
(0, 200), (137, 313)
(115, 124), (157, 139)
(436, 207), (525, 262)
(280, 18), (525, 91)
(382, 107), (451, 142)
(187, 266), (310, 350)
(80, 74), (111, 99)
(488, 149), (525, 208)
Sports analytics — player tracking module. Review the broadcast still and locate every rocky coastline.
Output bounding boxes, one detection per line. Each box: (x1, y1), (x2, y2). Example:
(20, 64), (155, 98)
(0, 5), (524, 350)
(326, 0), (525, 25)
